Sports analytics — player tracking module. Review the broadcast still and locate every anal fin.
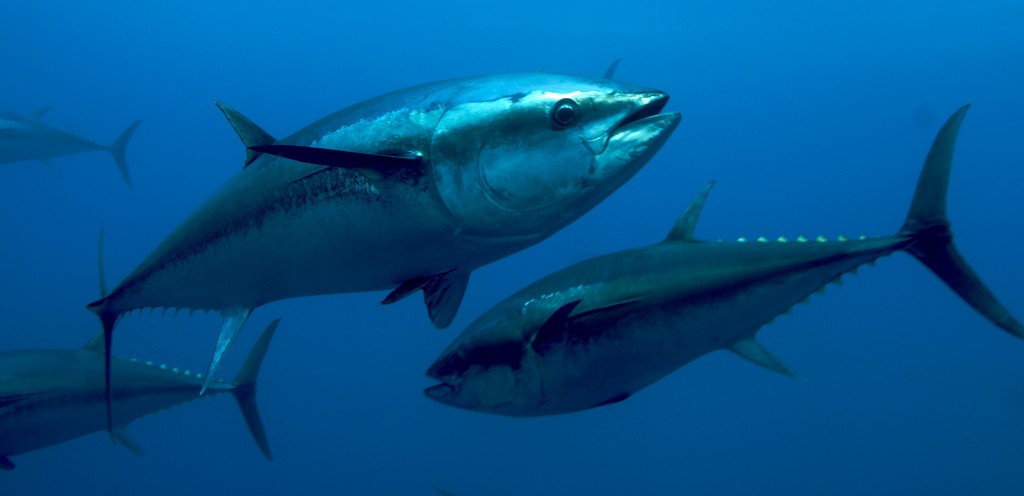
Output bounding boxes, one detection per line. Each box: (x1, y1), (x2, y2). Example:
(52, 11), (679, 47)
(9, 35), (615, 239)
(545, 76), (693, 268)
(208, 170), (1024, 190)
(113, 427), (145, 458)
(729, 338), (801, 379)
(202, 306), (252, 394)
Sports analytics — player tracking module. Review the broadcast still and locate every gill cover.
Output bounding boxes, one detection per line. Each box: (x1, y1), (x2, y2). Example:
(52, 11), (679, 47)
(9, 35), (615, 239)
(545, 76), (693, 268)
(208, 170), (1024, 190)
(429, 83), (662, 239)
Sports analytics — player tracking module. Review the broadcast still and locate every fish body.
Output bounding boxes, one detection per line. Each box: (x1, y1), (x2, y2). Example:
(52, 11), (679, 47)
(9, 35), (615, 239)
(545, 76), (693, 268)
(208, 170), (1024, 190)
(0, 320), (277, 470)
(0, 108), (140, 186)
(425, 105), (1023, 416)
(88, 72), (680, 398)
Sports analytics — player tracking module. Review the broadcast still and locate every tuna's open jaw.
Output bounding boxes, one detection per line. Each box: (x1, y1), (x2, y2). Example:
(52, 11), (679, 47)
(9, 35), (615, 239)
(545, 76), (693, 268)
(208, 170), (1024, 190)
(589, 92), (679, 185)
(424, 383), (456, 404)
(611, 92), (671, 137)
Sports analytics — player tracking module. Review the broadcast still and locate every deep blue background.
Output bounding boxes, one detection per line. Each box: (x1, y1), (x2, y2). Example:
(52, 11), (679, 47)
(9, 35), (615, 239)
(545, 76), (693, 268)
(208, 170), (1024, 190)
(2, 1), (1022, 494)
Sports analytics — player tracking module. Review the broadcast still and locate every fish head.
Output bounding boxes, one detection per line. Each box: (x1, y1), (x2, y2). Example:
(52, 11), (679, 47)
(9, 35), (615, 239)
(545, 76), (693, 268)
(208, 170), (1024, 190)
(430, 73), (680, 241)
(424, 318), (545, 416)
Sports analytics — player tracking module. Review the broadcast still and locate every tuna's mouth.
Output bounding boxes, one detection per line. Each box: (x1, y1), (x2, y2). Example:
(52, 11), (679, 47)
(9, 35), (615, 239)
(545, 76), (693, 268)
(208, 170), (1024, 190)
(424, 383), (456, 403)
(610, 92), (670, 137)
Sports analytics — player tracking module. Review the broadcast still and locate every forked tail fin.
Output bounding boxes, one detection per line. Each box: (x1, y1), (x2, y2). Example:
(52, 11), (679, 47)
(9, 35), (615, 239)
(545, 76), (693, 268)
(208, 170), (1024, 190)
(899, 104), (1024, 338)
(231, 318), (280, 461)
(91, 229), (119, 441)
(108, 120), (142, 187)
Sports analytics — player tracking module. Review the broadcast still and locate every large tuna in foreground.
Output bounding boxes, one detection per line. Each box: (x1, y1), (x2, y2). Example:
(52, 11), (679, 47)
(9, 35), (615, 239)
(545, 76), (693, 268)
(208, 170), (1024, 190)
(88, 73), (680, 421)
(424, 105), (1023, 416)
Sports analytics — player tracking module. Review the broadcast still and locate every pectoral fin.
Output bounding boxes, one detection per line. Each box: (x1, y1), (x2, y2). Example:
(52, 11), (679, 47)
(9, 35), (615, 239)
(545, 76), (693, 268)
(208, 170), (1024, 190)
(113, 427), (145, 458)
(729, 338), (800, 379)
(0, 455), (13, 470)
(381, 269), (469, 329)
(530, 300), (583, 353)
(249, 144), (420, 181)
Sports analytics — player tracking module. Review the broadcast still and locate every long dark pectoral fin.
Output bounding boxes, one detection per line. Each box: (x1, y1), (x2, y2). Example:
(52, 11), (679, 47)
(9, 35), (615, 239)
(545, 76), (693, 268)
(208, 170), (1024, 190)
(230, 318), (278, 461)
(202, 306), (253, 395)
(729, 338), (801, 379)
(248, 144), (420, 179)
(0, 455), (13, 471)
(216, 102), (276, 167)
(900, 104), (1024, 339)
(381, 269), (469, 329)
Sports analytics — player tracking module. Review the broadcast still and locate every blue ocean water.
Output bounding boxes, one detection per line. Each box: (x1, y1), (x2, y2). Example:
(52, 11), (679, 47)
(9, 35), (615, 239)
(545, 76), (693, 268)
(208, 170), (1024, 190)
(2, 0), (1022, 494)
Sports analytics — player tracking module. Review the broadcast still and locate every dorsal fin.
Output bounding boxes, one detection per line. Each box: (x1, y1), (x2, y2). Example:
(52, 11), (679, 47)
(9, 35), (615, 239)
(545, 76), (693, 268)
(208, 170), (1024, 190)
(603, 58), (622, 80)
(664, 181), (715, 242)
(215, 102), (276, 167)
(729, 338), (800, 379)
(28, 106), (53, 119)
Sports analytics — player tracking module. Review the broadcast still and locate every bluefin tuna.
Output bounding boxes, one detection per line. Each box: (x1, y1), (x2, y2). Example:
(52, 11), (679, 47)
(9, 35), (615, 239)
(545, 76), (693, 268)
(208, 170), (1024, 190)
(424, 105), (1023, 416)
(0, 319), (278, 470)
(86, 72), (680, 429)
(0, 107), (141, 186)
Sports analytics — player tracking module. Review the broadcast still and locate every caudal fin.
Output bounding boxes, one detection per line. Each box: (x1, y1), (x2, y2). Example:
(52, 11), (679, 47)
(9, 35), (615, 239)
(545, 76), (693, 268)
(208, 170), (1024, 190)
(231, 318), (279, 461)
(108, 120), (142, 187)
(89, 229), (120, 440)
(899, 104), (1024, 338)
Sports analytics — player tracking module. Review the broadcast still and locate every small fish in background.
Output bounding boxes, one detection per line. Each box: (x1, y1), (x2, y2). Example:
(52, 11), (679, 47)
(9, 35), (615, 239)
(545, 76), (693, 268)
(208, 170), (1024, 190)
(0, 107), (141, 186)
(0, 318), (278, 471)
(424, 105), (1023, 417)
(85, 69), (680, 432)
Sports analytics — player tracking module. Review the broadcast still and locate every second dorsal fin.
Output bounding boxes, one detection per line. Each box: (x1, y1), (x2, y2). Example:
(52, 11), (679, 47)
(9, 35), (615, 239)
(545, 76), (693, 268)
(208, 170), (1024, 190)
(664, 181), (715, 242)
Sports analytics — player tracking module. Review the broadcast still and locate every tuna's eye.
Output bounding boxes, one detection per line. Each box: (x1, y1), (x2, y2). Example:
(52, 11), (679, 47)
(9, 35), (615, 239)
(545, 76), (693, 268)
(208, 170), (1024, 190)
(551, 98), (580, 128)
